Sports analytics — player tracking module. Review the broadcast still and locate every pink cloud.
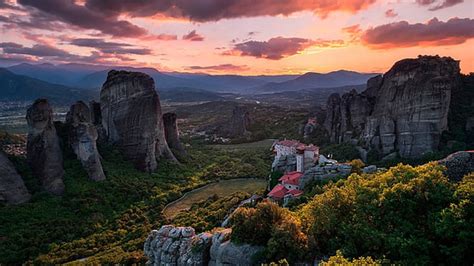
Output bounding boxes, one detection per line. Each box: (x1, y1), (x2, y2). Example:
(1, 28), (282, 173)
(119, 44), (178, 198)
(361, 17), (474, 48)
(225, 37), (344, 60)
(186, 64), (250, 72)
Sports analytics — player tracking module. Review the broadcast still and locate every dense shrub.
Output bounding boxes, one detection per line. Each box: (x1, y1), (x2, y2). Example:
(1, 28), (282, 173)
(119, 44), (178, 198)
(319, 143), (360, 162)
(231, 201), (310, 263)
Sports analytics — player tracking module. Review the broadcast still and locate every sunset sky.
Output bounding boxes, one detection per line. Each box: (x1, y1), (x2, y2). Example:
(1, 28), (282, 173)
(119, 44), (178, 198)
(0, 0), (473, 75)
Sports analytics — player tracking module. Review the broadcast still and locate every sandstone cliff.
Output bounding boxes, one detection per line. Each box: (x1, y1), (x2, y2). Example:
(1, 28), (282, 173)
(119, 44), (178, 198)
(163, 112), (186, 158)
(100, 70), (175, 172)
(0, 151), (30, 205)
(324, 56), (461, 158)
(66, 101), (105, 181)
(26, 99), (65, 195)
(144, 225), (262, 266)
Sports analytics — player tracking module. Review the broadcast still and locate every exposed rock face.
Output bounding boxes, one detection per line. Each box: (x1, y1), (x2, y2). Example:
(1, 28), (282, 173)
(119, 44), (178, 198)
(299, 163), (352, 189)
(66, 101), (105, 181)
(26, 99), (65, 195)
(0, 151), (30, 204)
(272, 154), (297, 173)
(100, 70), (175, 172)
(163, 112), (186, 158)
(324, 56), (461, 158)
(209, 228), (262, 266)
(144, 225), (261, 266)
(220, 106), (251, 138)
(89, 100), (107, 143)
(438, 151), (474, 181)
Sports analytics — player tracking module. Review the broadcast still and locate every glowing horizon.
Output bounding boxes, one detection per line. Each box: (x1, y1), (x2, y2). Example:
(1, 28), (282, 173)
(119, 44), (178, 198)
(0, 0), (473, 75)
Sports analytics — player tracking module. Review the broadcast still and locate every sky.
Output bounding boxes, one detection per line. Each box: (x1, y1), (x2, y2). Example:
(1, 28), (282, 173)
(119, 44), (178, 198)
(0, 0), (473, 75)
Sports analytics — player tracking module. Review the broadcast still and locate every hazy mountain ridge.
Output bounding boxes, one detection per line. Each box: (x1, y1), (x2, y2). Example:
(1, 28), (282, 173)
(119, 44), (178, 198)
(0, 68), (96, 103)
(6, 63), (377, 94)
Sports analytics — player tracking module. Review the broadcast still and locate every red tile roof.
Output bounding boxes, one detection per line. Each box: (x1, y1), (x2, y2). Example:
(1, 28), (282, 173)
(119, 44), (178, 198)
(279, 171), (303, 185)
(276, 140), (300, 147)
(268, 184), (287, 199)
(288, 189), (304, 197)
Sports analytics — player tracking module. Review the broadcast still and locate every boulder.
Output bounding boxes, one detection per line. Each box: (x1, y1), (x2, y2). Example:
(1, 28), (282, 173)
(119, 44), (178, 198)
(163, 112), (186, 158)
(100, 70), (176, 172)
(66, 101), (105, 181)
(362, 165), (377, 174)
(0, 151), (30, 205)
(209, 228), (262, 266)
(438, 151), (474, 181)
(324, 56), (461, 159)
(26, 99), (65, 195)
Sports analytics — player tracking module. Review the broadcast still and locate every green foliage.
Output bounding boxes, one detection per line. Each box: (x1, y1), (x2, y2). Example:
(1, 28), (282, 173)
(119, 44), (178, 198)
(269, 170), (283, 190)
(348, 159), (365, 174)
(172, 192), (251, 232)
(320, 250), (382, 265)
(230, 201), (310, 264)
(0, 141), (270, 264)
(320, 143), (360, 162)
(299, 162), (472, 264)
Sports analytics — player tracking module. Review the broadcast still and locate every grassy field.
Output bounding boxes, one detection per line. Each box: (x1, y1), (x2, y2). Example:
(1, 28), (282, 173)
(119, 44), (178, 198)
(163, 178), (267, 219)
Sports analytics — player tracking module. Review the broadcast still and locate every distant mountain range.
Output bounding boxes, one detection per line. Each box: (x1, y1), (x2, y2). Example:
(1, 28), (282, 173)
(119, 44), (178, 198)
(0, 68), (96, 103)
(5, 63), (378, 94)
(258, 70), (377, 92)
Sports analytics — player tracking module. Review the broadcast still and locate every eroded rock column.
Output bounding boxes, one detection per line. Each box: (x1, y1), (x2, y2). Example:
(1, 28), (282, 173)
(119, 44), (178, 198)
(26, 99), (65, 195)
(66, 101), (105, 181)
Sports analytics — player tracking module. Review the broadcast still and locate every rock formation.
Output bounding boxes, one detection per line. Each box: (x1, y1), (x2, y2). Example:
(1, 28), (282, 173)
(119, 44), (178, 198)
(144, 225), (262, 266)
(0, 151), (31, 205)
(323, 56), (461, 158)
(438, 151), (474, 181)
(89, 100), (107, 143)
(100, 70), (175, 172)
(26, 99), (65, 195)
(66, 101), (105, 181)
(163, 112), (186, 158)
(220, 106), (251, 138)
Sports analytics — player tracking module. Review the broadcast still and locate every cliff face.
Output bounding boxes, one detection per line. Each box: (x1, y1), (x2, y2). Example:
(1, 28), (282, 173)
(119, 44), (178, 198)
(163, 112), (186, 158)
(0, 151), (30, 205)
(100, 70), (175, 172)
(324, 56), (461, 158)
(26, 99), (65, 195)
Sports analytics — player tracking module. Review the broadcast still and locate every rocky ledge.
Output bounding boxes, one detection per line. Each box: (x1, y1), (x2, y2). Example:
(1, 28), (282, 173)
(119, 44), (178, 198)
(144, 225), (262, 266)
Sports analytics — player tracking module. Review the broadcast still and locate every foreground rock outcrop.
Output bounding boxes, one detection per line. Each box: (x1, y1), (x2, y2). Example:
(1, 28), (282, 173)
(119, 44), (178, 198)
(324, 56), (461, 158)
(0, 151), (30, 205)
(26, 99), (65, 195)
(100, 70), (175, 172)
(438, 151), (474, 181)
(144, 225), (262, 266)
(66, 101), (105, 181)
(163, 112), (186, 158)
